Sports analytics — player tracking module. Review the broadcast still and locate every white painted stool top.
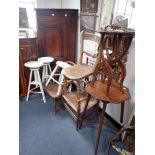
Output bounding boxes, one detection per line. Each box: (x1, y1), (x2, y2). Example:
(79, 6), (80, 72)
(24, 61), (43, 69)
(56, 61), (71, 69)
(38, 56), (54, 64)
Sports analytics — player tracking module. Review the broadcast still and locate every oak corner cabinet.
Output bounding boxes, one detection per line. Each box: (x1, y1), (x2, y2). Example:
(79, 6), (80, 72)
(36, 9), (78, 62)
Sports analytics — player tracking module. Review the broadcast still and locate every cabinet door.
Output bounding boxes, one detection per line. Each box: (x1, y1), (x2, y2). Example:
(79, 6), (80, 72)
(19, 54), (27, 96)
(38, 21), (68, 61)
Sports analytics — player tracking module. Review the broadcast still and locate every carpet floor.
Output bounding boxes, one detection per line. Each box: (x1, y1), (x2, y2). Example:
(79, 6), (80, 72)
(19, 94), (126, 155)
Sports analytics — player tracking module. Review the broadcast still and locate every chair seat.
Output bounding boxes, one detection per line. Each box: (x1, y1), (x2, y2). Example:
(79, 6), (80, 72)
(56, 61), (71, 69)
(24, 61), (43, 68)
(63, 64), (94, 80)
(85, 80), (130, 103)
(38, 56), (54, 64)
(63, 92), (97, 113)
(44, 83), (62, 98)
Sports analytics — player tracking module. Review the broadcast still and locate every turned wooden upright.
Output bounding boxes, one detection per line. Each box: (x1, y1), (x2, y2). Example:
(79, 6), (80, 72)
(86, 29), (135, 155)
(98, 30), (135, 64)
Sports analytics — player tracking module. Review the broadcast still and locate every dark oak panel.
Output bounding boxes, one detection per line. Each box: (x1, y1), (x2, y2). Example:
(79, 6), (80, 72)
(37, 20), (67, 60)
(44, 27), (63, 57)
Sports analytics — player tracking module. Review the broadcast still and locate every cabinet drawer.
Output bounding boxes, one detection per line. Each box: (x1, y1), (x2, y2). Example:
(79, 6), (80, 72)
(20, 45), (37, 61)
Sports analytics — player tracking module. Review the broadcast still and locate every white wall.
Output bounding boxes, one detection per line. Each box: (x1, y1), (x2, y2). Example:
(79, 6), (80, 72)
(62, 0), (80, 9)
(35, 0), (61, 8)
(106, 39), (135, 124)
(36, 0), (80, 9)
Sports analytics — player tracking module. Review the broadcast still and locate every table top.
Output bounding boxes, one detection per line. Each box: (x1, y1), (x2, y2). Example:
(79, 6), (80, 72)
(63, 64), (94, 80)
(98, 29), (135, 36)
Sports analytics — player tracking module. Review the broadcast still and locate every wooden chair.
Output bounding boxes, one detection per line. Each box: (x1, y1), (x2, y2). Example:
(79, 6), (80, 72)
(79, 58), (131, 155)
(62, 64), (98, 131)
(80, 30), (101, 66)
(44, 61), (75, 114)
(79, 31), (101, 84)
(60, 32), (101, 130)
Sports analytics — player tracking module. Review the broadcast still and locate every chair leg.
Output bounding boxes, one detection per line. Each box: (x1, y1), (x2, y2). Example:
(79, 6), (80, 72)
(53, 99), (56, 115)
(76, 103), (81, 131)
(95, 100), (100, 117)
(79, 94), (91, 129)
(76, 115), (79, 131)
(94, 103), (107, 155)
(120, 101), (124, 124)
(104, 141), (111, 155)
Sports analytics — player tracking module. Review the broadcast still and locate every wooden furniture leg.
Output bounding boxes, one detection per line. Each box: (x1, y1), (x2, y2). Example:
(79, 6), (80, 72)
(77, 104), (80, 131)
(50, 98), (56, 115)
(95, 100), (100, 117)
(120, 101), (124, 124)
(95, 103), (107, 155)
(79, 94), (91, 129)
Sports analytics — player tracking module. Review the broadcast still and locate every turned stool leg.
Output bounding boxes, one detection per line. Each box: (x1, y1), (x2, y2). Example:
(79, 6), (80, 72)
(36, 69), (46, 103)
(53, 98), (56, 115)
(42, 64), (52, 83)
(42, 65), (46, 83)
(26, 70), (33, 101)
(48, 64), (52, 75)
(34, 69), (39, 88)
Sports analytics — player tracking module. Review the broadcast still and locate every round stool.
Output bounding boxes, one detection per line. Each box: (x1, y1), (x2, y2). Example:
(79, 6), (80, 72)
(24, 61), (46, 103)
(38, 56), (54, 83)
